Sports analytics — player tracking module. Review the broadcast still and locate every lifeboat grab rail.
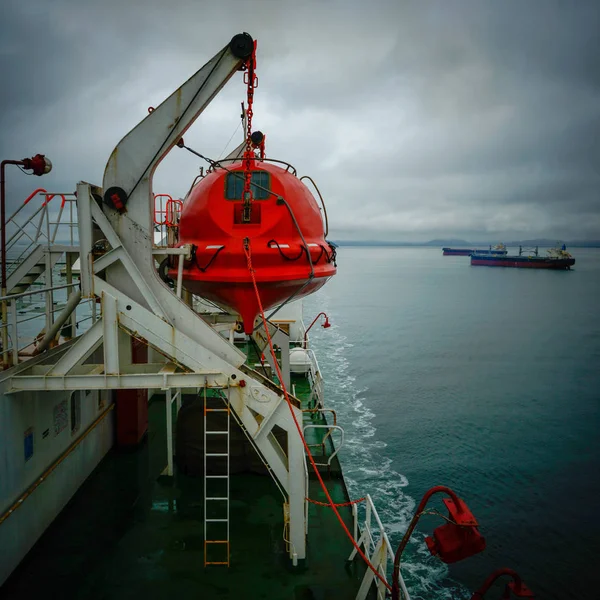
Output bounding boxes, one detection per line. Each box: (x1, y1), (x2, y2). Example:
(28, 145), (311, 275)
(210, 156), (297, 175)
(299, 175), (328, 237)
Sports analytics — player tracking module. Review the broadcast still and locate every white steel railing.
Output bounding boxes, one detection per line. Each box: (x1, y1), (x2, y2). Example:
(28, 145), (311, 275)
(350, 494), (411, 600)
(0, 283), (96, 368)
(153, 194), (182, 248)
(306, 348), (325, 409)
(1, 189), (79, 366)
(5, 190), (77, 276)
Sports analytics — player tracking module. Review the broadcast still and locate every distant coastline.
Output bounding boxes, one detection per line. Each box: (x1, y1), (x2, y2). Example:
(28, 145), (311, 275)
(332, 239), (600, 248)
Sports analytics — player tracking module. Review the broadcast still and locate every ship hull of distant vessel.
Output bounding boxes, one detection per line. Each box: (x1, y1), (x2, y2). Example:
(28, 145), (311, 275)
(470, 256), (575, 269)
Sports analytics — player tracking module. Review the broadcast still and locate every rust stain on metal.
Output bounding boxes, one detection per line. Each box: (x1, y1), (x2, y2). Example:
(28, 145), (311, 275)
(167, 88), (184, 131)
(108, 146), (119, 177)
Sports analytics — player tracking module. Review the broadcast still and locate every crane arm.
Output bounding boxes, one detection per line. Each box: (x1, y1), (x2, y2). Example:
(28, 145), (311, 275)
(102, 32), (254, 223)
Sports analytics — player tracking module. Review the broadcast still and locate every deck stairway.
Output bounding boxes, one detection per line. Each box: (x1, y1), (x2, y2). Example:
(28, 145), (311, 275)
(7, 244), (73, 296)
(4, 190), (79, 287)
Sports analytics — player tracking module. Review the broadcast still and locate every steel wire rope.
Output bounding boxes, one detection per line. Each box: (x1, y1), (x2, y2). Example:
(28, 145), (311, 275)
(217, 120), (244, 161)
(243, 239), (393, 593)
(248, 335), (270, 379)
(127, 46), (229, 200)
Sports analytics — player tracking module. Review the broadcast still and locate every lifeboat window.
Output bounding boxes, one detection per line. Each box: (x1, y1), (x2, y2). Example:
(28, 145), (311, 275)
(225, 171), (270, 200)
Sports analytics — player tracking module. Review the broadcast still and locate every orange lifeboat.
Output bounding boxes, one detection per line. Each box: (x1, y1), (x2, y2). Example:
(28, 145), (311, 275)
(169, 157), (336, 333)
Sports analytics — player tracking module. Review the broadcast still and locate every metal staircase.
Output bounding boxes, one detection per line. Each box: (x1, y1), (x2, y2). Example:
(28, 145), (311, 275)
(203, 386), (231, 566)
(7, 245), (65, 295)
(1, 190), (80, 364)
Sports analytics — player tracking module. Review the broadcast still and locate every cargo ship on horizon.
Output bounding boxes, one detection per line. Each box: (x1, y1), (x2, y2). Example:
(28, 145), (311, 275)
(471, 245), (575, 269)
(443, 244), (507, 257)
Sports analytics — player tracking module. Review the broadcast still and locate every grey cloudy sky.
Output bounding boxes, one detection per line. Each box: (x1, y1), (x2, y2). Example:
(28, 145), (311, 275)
(1, 0), (599, 242)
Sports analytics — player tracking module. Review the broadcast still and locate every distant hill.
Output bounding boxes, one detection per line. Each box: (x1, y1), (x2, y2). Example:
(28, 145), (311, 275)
(333, 239), (600, 248)
(426, 239), (471, 246)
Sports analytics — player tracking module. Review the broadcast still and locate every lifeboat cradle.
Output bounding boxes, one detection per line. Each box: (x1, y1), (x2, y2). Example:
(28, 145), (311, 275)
(0, 35), (408, 599)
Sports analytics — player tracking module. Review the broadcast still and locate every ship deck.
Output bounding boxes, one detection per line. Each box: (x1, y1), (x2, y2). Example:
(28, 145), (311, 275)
(1, 342), (370, 599)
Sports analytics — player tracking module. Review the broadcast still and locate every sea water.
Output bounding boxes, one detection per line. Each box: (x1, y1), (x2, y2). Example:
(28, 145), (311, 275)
(304, 246), (600, 600)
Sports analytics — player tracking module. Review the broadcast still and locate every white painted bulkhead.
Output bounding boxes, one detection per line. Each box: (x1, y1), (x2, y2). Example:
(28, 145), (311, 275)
(0, 374), (113, 586)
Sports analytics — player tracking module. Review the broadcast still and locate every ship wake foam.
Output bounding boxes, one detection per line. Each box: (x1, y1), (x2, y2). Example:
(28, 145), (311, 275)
(305, 296), (470, 599)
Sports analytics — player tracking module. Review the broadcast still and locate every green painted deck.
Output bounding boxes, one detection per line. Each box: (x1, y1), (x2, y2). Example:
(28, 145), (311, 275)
(1, 343), (372, 599)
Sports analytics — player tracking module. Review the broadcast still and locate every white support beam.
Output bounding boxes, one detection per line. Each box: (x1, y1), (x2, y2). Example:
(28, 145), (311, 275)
(46, 320), (103, 376)
(89, 199), (122, 250)
(90, 203), (168, 319)
(166, 388), (174, 476)
(272, 328), (290, 391)
(94, 277), (234, 378)
(76, 182), (94, 297)
(9, 371), (222, 393)
(287, 416), (307, 564)
(91, 247), (121, 273)
(102, 292), (120, 375)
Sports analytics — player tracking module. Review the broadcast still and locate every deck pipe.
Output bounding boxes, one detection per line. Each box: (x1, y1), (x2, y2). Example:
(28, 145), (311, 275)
(34, 289), (82, 354)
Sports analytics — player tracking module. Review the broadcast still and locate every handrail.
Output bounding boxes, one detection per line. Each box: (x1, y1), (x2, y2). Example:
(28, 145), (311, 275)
(153, 194), (182, 248)
(0, 281), (79, 303)
(7, 188), (66, 225)
(153, 193), (174, 225)
(301, 423), (344, 467)
(351, 494), (411, 600)
(0, 183), (75, 369)
(5, 192), (76, 268)
(300, 175), (328, 237)
(166, 198), (183, 227)
(0, 293), (95, 361)
(302, 408), (337, 426)
(305, 348), (325, 409)
(302, 408), (337, 448)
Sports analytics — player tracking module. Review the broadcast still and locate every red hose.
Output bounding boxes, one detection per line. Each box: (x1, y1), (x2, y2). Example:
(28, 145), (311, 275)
(243, 239), (392, 592)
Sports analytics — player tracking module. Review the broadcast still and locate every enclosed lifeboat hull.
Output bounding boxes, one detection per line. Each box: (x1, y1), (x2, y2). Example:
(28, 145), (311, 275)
(169, 160), (336, 332)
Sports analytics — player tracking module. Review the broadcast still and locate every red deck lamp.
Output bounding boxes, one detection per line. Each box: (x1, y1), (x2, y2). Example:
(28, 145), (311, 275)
(471, 568), (534, 599)
(303, 312), (331, 348)
(391, 485), (486, 600)
(1, 155), (53, 368)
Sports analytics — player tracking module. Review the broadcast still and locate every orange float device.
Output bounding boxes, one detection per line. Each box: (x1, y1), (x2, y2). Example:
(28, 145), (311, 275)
(170, 158), (337, 333)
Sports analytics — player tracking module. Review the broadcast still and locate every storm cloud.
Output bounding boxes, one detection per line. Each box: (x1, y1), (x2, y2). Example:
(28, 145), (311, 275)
(1, 0), (599, 241)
